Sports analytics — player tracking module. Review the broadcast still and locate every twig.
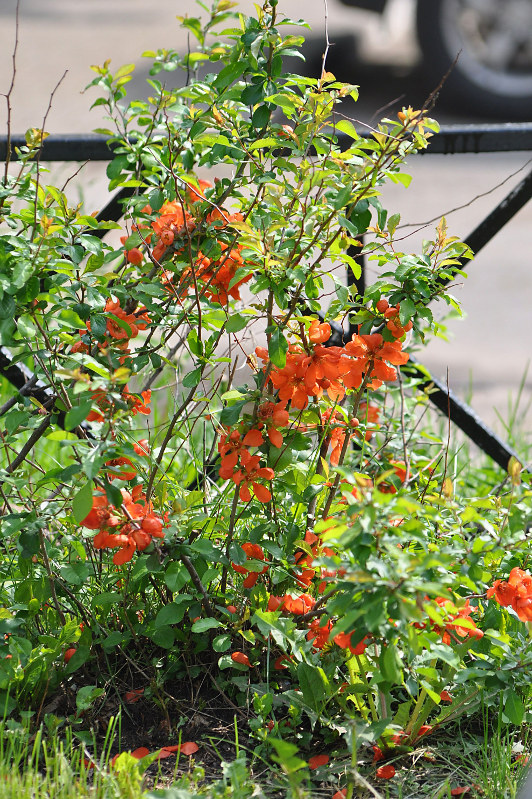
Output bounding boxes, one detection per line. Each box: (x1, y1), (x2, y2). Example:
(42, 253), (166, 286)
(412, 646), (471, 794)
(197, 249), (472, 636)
(2, 414), (52, 480)
(181, 552), (214, 617)
(2, 0), (20, 186)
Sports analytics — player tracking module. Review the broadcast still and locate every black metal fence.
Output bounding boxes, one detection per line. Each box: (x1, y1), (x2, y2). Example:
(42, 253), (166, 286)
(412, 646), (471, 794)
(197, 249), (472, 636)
(1, 123), (531, 472)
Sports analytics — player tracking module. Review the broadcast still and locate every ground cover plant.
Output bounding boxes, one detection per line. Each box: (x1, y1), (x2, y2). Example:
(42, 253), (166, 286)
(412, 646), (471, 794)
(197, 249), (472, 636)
(0, 1), (531, 796)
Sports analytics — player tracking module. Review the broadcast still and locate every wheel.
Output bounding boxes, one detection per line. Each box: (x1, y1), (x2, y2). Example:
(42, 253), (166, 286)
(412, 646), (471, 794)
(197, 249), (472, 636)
(416, 0), (532, 119)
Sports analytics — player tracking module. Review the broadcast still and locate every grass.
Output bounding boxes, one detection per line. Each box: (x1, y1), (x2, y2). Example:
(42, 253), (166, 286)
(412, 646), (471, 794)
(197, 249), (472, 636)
(0, 709), (529, 799)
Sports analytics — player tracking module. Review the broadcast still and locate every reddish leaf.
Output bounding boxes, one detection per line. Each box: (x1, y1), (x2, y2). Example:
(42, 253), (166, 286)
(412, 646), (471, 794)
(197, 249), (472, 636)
(308, 754), (329, 770)
(450, 789), (470, 796)
(124, 688), (144, 704)
(131, 747), (150, 759)
(231, 651), (251, 667)
(179, 742), (199, 756)
(376, 764), (396, 779)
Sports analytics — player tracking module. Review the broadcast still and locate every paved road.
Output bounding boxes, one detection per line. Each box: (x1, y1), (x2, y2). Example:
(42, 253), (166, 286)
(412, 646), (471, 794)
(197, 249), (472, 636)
(0, 0), (530, 444)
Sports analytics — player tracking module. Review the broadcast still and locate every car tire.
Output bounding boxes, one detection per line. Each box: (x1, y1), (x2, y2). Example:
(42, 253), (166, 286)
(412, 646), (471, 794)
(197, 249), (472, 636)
(416, 0), (532, 119)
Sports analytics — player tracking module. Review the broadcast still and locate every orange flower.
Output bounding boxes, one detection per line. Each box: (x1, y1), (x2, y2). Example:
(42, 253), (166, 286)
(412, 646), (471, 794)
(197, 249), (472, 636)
(343, 332), (409, 387)
(418, 597), (483, 645)
(185, 178), (212, 203)
(232, 455), (274, 502)
(384, 304), (413, 339)
(269, 350), (310, 409)
(306, 619), (332, 650)
(257, 400), (289, 448)
(267, 594), (283, 612)
(81, 492), (120, 530)
(487, 567), (532, 622)
(123, 389), (152, 416)
(273, 655), (291, 670)
(197, 242), (251, 305)
(281, 593), (315, 615)
(333, 631), (368, 656)
(231, 542), (268, 588)
(177, 741), (199, 756)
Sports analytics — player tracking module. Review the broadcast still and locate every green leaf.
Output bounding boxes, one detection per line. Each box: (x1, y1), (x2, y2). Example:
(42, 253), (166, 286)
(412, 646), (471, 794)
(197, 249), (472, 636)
(220, 399), (247, 426)
(268, 328), (288, 369)
(504, 689), (525, 725)
(296, 662), (329, 711)
(379, 643), (403, 684)
(190, 539), (223, 561)
(72, 481), (93, 524)
(155, 603), (187, 627)
(226, 314), (249, 333)
(252, 104), (271, 129)
(349, 200), (372, 234)
(164, 563), (190, 593)
(76, 685), (105, 712)
(64, 399), (93, 431)
(182, 367), (202, 388)
(191, 618), (222, 633)
(332, 184), (352, 211)
(60, 562), (89, 586)
(214, 62), (243, 91)
(213, 634), (232, 652)
(150, 626), (175, 649)
(148, 189), (165, 212)
(335, 119), (359, 140)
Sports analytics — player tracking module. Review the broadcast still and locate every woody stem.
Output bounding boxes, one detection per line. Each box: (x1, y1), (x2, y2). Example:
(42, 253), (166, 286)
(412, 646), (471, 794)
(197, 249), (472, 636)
(220, 487), (240, 595)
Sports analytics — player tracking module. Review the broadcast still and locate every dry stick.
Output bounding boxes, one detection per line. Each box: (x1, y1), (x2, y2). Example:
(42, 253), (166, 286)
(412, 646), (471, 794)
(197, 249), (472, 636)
(144, 381), (203, 502)
(220, 487), (240, 595)
(321, 0), (331, 78)
(141, 332), (188, 392)
(31, 69), (68, 235)
(299, 587), (339, 623)
(2, 414), (51, 481)
(397, 368), (411, 484)
(439, 368), (452, 498)
(306, 416), (332, 531)
(1, 0), (20, 188)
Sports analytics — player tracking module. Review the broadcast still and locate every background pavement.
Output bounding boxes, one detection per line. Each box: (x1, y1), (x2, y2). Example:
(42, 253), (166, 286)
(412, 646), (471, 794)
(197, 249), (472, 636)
(1, 0), (530, 448)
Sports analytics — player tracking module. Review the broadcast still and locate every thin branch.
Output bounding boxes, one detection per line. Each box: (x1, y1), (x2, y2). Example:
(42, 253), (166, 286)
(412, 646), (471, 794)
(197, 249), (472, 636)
(2, 414), (52, 481)
(2, 0), (20, 185)
(181, 552), (214, 616)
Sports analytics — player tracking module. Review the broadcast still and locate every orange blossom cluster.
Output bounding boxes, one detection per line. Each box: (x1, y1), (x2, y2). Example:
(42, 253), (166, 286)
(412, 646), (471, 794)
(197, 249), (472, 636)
(81, 486), (165, 565)
(487, 567), (532, 622)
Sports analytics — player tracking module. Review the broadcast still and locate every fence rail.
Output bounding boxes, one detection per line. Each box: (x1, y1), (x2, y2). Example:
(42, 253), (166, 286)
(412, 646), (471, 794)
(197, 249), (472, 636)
(2, 123), (532, 161)
(0, 123), (530, 472)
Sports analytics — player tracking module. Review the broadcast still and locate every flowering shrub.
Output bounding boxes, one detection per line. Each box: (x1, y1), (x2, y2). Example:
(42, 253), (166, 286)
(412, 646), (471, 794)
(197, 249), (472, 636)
(0, 0), (531, 794)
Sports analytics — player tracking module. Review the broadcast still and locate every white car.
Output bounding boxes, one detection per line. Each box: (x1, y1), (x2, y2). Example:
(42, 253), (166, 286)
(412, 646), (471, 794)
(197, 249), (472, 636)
(338, 0), (532, 119)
